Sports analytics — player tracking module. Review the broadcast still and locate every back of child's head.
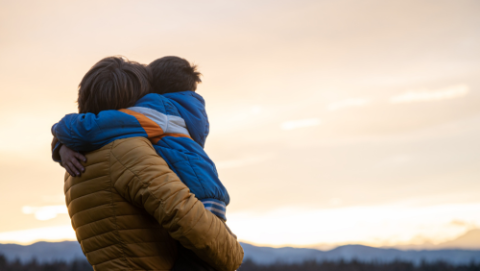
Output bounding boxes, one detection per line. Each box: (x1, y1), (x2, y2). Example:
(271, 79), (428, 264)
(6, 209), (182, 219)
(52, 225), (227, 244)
(77, 56), (150, 114)
(148, 56), (201, 94)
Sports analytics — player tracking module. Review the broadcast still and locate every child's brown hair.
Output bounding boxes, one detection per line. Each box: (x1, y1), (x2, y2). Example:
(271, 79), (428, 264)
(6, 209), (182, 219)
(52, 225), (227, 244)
(148, 56), (201, 94)
(77, 56), (150, 114)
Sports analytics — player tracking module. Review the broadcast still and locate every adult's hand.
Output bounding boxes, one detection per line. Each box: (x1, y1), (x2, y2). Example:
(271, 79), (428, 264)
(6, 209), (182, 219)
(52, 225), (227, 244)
(59, 145), (86, 177)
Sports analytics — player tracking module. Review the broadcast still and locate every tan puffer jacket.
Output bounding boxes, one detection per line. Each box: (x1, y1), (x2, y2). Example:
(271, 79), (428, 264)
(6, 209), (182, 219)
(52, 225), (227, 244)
(64, 137), (243, 271)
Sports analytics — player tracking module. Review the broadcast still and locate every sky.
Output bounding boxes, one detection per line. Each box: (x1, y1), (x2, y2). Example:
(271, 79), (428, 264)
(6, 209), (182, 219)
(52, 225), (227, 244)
(1, 0), (480, 249)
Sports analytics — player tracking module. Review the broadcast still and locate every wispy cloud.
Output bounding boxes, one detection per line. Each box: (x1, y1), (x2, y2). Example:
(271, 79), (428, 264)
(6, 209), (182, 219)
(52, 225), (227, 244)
(281, 118), (321, 130)
(327, 98), (371, 111)
(0, 226), (75, 245)
(22, 205), (68, 221)
(228, 203), (480, 247)
(390, 84), (469, 103)
(216, 154), (273, 169)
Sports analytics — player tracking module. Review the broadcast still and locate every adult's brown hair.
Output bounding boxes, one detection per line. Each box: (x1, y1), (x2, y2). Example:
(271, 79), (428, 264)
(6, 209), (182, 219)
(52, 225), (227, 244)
(77, 56), (150, 114)
(148, 56), (201, 94)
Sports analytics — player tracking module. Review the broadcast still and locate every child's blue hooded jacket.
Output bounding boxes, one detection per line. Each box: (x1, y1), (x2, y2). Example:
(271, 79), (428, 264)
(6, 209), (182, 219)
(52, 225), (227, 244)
(52, 91), (229, 220)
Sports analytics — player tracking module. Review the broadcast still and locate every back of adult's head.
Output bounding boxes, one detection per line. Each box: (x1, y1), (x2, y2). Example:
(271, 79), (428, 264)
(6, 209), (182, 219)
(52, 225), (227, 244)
(77, 56), (150, 114)
(148, 56), (201, 94)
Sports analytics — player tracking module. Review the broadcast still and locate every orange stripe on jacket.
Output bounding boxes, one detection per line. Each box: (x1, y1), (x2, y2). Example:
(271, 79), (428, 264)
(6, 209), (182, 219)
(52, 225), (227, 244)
(120, 109), (164, 143)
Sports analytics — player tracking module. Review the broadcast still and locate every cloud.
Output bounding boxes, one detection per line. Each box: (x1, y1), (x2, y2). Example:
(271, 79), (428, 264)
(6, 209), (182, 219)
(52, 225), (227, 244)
(227, 203), (480, 247)
(22, 205), (68, 221)
(0, 226), (75, 245)
(449, 220), (468, 227)
(327, 98), (371, 111)
(390, 84), (469, 103)
(281, 118), (321, 130)
(328, 198), (343, 206)
(216, 154), (273, 169)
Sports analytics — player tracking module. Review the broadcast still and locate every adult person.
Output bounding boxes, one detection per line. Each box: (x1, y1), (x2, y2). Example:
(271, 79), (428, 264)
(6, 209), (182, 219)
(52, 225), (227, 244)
(52, 57), (243, 271)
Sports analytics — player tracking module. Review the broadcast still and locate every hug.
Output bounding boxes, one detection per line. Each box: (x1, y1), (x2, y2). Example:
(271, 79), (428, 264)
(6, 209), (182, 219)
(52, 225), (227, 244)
(51, 56), (243, 271)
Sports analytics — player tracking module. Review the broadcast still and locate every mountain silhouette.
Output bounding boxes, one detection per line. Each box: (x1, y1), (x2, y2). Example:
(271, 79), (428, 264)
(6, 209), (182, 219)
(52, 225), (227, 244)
(1, 241), (479, 265)
(240, 243), (480, 265)
(437, 229), (480, 249)
(0, 241), (84, 263)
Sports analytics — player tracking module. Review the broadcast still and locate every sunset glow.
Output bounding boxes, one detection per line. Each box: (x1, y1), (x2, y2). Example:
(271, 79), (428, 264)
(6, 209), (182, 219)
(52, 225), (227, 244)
(1, 0), (479, 249)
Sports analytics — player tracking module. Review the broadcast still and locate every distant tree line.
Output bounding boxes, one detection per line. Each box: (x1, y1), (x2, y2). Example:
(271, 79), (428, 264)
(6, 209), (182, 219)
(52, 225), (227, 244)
(2, 254), (480, 271)
(238, 259), (480, 271)
(0, 255), (92, 271)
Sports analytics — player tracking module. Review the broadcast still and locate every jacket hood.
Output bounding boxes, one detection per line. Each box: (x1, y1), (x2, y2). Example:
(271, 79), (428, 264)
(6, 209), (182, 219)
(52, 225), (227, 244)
(162, 91), (209, 148)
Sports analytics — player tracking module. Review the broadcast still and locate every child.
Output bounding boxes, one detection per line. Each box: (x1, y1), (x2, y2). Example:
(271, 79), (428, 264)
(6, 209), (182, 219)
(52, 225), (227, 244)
(52, 56), (231, 270)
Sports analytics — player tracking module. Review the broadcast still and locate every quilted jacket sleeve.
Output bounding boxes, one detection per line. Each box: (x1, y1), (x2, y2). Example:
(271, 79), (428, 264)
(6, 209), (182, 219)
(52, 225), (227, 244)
(52, 110), (149, 152)
(109, 137), (244, 271)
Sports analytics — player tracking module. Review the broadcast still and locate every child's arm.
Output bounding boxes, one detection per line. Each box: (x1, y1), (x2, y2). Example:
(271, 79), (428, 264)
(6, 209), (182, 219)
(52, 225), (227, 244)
(52, 109), (160, 153)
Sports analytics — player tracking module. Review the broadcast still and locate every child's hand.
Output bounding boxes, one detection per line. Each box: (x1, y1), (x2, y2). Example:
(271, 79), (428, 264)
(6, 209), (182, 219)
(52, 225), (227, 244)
(59, 145), (86, 177)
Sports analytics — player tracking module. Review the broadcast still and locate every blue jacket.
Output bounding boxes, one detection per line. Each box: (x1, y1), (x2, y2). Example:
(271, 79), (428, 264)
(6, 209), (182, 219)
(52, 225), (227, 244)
(52, 91), (229, 220)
